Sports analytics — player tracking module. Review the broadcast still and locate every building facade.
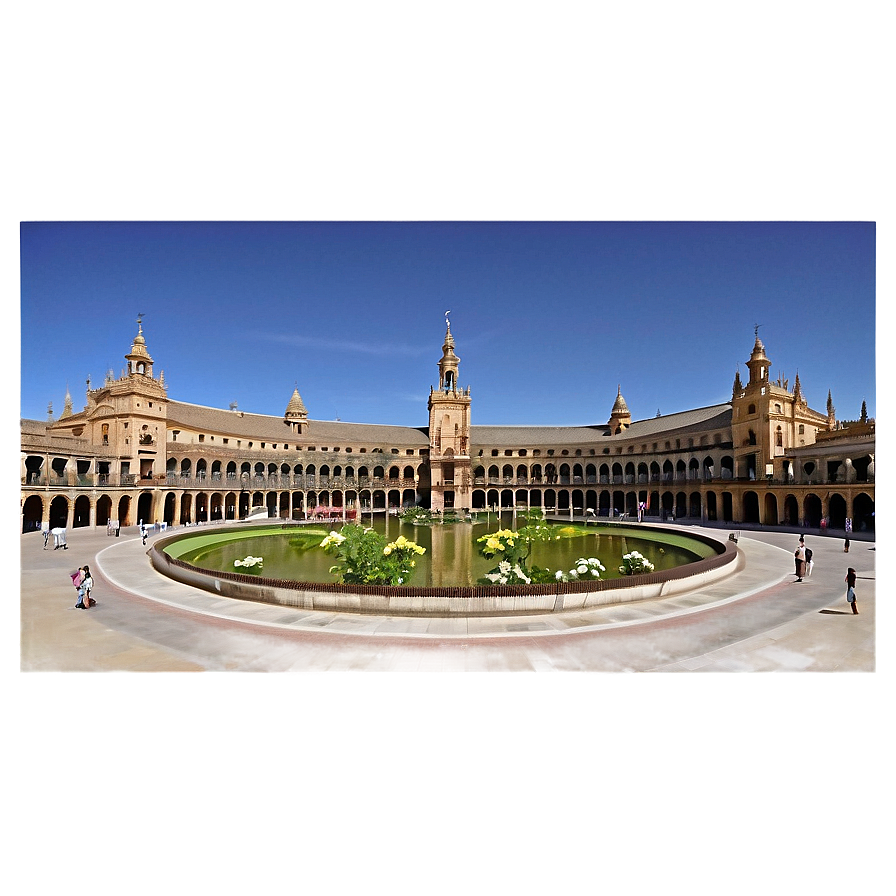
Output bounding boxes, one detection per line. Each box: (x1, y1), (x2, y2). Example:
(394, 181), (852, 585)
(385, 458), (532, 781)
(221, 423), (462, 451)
(20, 319), (875, 534)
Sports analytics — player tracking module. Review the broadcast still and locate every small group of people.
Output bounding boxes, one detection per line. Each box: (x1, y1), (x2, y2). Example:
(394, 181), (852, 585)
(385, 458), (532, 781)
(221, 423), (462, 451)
(71, 565), (95, 609)
(793, 534), (860, 614)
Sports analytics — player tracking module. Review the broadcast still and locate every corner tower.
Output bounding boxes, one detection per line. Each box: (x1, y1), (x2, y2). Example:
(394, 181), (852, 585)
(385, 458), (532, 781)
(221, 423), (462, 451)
(731, 329), (829, 481)
(427, 314), (472, 512)
(48, 316), (169, 482)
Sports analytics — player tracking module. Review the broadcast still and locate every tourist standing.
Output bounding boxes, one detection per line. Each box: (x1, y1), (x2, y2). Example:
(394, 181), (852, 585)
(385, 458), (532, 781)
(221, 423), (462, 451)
(845, 567), (858, 614)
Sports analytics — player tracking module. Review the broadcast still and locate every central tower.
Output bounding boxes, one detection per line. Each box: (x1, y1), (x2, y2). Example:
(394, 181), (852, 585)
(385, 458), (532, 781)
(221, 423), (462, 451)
(427, 314), (472, 511)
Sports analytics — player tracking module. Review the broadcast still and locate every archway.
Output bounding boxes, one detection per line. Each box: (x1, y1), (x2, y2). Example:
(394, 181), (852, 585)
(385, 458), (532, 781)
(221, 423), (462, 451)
(137, 492), (154, 526)
(828, 493), (847, 529)
(742, 491), (760, 524)
(852, 493), (874, 532)
(22, 495), (43, 532)
(49, 495), (69, 529)
(803, 494), (823, 528)
(117, 495), (131, 527)
(763, 492), (778, 526)
(164, 493), (177, 526)
(73, 494), (91, 528)
(783, 495), (799, 526)
(689, 491), (702, 519)
(96, 495), (113, 528)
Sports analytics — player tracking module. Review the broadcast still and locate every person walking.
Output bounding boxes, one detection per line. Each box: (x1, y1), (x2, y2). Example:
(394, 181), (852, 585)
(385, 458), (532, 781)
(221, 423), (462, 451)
(804, 545), (813, 577)
(844, 535), (850, 553)
(794, 543), (805, 582)
(845, 567), (858, 614)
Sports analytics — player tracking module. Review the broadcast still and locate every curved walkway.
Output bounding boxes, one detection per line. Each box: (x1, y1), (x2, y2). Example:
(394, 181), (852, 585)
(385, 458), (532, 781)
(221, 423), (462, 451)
(20, 524), (875, 671)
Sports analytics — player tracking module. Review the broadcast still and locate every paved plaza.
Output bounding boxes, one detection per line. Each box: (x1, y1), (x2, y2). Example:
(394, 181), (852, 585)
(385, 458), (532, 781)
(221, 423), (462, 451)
(19, 521), (876, 672)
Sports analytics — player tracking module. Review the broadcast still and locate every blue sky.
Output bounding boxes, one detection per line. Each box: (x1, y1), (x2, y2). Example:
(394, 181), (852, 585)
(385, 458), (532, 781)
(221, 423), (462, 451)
(20, 221), (875, 428)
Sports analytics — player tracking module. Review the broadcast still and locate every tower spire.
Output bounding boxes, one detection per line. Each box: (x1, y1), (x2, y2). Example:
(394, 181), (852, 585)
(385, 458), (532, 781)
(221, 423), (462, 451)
(438, 312), (460, 391)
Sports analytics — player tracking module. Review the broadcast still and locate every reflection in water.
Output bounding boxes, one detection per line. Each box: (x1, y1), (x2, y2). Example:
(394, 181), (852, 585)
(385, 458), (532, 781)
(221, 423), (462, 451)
(428, 523), (474, 586)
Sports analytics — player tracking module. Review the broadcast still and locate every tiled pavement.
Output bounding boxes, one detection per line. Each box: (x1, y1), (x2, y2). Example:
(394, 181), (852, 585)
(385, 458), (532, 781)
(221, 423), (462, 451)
(19, 524), (875, 671)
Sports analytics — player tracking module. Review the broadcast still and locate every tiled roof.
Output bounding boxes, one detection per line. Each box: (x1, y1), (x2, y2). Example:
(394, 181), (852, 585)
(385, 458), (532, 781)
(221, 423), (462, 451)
(470, 404), (732, 447)
(166, 401), (430, 446)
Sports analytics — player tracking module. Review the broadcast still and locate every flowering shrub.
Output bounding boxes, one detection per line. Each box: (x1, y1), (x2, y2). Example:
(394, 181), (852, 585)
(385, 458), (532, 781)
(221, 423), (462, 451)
(555, 557), (606, 582)
(475, 513), (559, 584)
(619, 551), (655, 575)
(234, 555), (263, 572)
(320, 525), (425, 585)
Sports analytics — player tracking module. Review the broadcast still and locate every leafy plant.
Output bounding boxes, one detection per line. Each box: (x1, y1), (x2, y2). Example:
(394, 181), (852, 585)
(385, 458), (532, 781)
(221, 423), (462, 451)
(619, 550), (655, 575)
(475, 512), (561, 584)
(320, 525), (425, 585)
(234, 555), (263, 572)
(554, 556), (606, 582)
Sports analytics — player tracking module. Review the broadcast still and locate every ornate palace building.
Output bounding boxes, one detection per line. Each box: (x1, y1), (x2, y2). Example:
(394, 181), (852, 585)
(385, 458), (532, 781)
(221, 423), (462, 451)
(21, 318), (875, 534)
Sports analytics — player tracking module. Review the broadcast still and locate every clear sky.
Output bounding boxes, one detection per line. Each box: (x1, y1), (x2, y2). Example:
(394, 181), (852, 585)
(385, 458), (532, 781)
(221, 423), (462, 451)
(20, 221), (875, 428)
